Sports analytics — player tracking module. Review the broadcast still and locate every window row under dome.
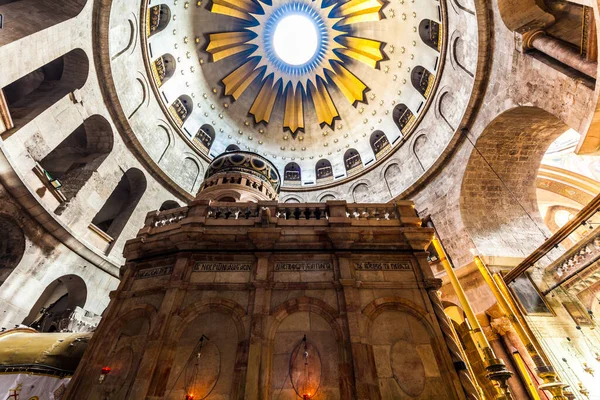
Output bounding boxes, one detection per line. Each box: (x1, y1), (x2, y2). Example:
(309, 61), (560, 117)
(281, 130), (394, 186)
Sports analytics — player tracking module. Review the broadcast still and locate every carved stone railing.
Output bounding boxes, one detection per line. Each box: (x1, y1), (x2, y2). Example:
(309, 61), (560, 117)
(151, 207), (188, 227)
(276, 204), (329, 220)
(206, 203), (260, 220)
(346, 204), (399, 221)
(140, 201), (420, 234)
(542, 225), (600, 293)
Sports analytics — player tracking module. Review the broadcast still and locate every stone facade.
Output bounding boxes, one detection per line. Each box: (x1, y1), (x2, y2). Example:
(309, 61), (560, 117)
(65, 199), (470, 399)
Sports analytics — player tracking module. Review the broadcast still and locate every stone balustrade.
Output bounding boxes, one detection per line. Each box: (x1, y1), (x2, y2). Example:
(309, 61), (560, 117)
(145, 206), (188, 227)
(275, 204), (328, 220)
(347, 204), (399, 221)
(548, 226), (600, 282)
(139, 200), (420, 235)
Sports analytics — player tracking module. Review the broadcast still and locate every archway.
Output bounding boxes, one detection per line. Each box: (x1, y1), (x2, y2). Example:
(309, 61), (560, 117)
(159, 200), (181, 211)
(39, 115), (114, 200)
(1, 49), (89, 137)
(0, 0), (87, 46)
(23, 274), (87, 332)
(91, 168), (147, 241)
(460, 107), (569, 258)
(0, 214), (26, 285)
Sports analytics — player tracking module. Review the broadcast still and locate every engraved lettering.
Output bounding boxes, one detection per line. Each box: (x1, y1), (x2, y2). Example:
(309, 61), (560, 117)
(193, 262), (252, 272)
(355, 262), (411, 271)
(135, 265), (174, 279)
(275, 262), (332, 271)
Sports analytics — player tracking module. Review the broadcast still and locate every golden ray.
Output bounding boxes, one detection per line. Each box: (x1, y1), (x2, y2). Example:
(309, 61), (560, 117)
(308, 77), (339, 127)
(210, 0), (262, 22)
(249, 74), (282, 123)
(326, 62), (367, 104)
(222, 57), (264, 99)
(206, 32), (257, 62)
(332, 0), (385, 25)
(336, 36), (385, 69)
(283, 83), (304, 133)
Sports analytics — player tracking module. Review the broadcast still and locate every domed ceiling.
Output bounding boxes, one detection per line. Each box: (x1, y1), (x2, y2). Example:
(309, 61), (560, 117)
(141, 0), (445, 190)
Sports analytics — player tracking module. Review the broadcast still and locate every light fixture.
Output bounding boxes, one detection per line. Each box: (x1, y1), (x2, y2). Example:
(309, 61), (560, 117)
(99, 366), (111, 383)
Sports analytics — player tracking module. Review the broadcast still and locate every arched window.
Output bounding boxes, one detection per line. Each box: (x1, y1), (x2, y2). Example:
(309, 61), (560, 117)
(217, 196), (237, 202)
(370, 130), (390, 158)
(147, 4), (171, 37)
(194, 124), (215, 154)
(225, 144), (240, 152)
(0, 214), (26, 285)
(91, 168), (147, 242)
(169, 95), (193, 127)
(0, 0), (86, 46)
(344, 148), (362, 174)
(419, 19), (441, 51)
(37, 115), (113, 202)
(393, 104), (416, 135)
(284, 162), (301, 184)
(2, 49), (89, 136)
(159, 200), (181, 211)
(151, 54), (176, 87)
(22, 274), (87, 332)
(411, 66), (435, 98)
(315, 159), (333, 182)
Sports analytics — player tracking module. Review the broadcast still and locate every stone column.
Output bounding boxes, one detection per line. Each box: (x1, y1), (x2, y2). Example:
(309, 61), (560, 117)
(524, 30), (597, 78)
(245, 253), (271, 400)
(337, 254), (381, 400)
(136, 256), (189, 397)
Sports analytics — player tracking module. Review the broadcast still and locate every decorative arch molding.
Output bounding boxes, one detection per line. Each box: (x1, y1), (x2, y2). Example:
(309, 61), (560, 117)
(449, 32), (475, 78)
(127, 73), (150, 120)
(449, 0), (475, 16)
(437, 90), (460, 132)
(280, 194), (304, 203)
(362, 296), (431, 324)
(180, 152), (205, 193)
(110, 13), (138, 61)
(100, 304), (158, 347)
(269, 296), (343, 342)
(412, 133), (429, 171)
(154, 122), (173, 164)
(349, 179), (371, 203)
(174, 297), (247, 341)
(318, 191), (340, 202)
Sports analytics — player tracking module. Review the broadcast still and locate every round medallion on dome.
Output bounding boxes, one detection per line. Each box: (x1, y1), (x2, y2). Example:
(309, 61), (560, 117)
(273, 15), (319, 65)
(263, 2), (328, 75)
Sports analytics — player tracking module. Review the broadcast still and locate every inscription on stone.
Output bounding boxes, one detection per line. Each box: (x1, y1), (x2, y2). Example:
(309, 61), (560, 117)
(193, 262), (252, 272)
(355, 262), (411, 271)
(135, 266), (174, 279)
(275, 262), (332, 271)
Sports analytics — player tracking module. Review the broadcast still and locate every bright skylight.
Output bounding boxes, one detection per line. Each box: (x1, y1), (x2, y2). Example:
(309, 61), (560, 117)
(273, 14), (318, 65)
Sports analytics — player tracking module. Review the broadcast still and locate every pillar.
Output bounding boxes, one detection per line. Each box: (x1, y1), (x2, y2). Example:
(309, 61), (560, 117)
(524, 30), (597, 78)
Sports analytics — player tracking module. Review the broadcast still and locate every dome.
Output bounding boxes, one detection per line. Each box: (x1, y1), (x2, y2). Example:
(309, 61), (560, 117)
(205, 150), (282, 192)
(106, 0), (455, 199)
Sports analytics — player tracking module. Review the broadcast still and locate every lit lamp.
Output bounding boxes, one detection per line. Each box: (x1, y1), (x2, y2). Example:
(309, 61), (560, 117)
(185, 395), (194, 400)
(98, 366), (111, 383)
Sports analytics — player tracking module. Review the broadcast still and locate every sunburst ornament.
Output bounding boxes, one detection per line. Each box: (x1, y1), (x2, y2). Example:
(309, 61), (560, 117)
(205, 0), (386, 135)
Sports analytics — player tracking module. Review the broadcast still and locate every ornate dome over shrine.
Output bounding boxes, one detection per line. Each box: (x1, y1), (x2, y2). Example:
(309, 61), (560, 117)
(137, 0), (447, 191)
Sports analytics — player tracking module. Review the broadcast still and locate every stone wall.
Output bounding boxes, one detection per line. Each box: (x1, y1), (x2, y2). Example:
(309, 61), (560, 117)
(65, 200), (469, 399)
